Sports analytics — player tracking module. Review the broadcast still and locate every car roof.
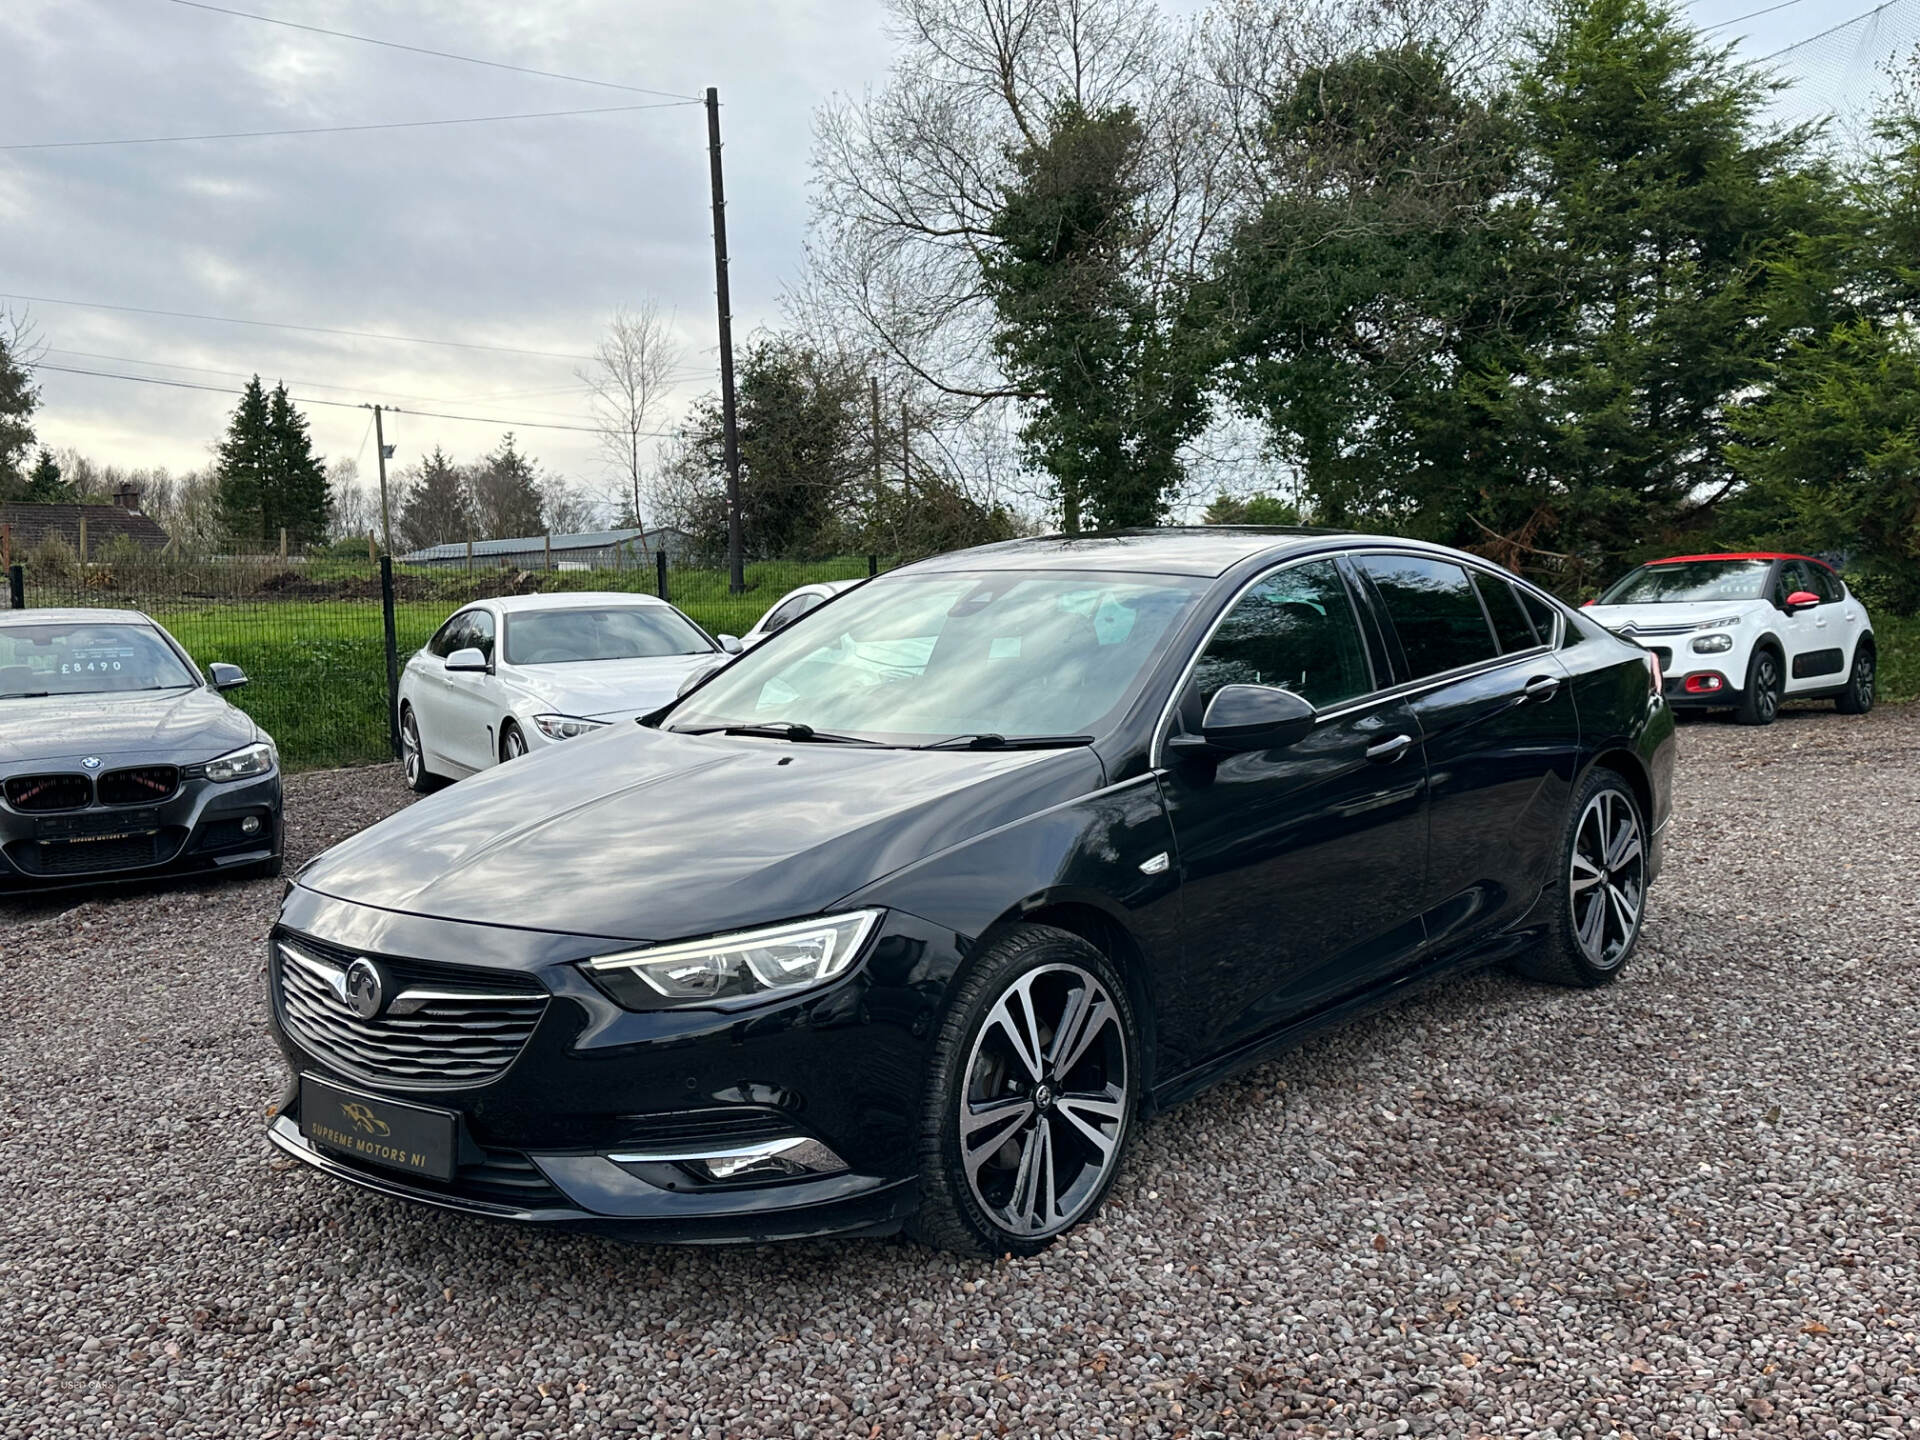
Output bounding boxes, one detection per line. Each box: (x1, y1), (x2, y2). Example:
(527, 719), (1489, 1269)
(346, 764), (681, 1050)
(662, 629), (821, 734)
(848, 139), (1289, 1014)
(900, 527), (1389, 578)
(1644, 551), (1835, 571)
(475, 591), (674, 614)
(0, 607), (156, 627)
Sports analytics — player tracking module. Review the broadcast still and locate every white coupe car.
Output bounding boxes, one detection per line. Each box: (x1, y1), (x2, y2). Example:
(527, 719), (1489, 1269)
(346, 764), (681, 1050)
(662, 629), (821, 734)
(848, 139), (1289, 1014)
(398, 593), (740, 790)
(1586, 552), (1875, 725)
(739, 579), (864, 647)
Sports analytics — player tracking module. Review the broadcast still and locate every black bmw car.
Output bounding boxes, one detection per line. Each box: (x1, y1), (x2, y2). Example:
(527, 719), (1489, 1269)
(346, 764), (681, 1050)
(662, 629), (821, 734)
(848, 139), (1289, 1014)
(267, 530), (1673, 1253)
(0, 608), (282, 892)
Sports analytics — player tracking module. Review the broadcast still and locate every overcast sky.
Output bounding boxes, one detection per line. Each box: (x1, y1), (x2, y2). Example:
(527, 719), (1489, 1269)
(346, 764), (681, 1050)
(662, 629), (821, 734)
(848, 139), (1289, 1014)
(0, 0), (1899, 516)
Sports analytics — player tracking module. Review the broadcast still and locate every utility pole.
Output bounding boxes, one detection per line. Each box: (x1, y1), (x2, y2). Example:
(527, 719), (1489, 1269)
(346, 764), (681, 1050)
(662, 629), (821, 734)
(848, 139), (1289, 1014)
(372, 404), (395, 557)
(870, 376), (884, 533)
(706, 86), (745, 595)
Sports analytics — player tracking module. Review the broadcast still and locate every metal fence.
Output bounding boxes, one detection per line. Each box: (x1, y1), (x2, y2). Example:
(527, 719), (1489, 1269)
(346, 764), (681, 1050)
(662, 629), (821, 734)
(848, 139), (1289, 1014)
(6, 551), (887, 772)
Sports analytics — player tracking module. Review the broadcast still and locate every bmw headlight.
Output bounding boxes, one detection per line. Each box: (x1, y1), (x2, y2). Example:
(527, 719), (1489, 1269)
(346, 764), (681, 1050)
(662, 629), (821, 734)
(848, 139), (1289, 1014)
(533, 713), (610, 741)
(584, 910), (882, 1009)
(205, 741), (276, 782)
(1691, 633), (1734, 653)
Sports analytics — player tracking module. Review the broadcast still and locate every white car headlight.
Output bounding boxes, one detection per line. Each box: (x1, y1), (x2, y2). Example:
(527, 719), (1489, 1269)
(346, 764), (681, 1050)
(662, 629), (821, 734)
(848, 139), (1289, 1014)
(204, 741), (276, 782)
(1693, 615), (1741, 630)
(584, 910), (882, 1009)
(1691, 633), (1734, 654)
(533, 713), (610, 741)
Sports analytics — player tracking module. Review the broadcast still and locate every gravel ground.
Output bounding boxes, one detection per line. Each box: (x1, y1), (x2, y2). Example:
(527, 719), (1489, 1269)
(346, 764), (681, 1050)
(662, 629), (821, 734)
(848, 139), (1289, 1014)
(2, 705), (1917, 1439)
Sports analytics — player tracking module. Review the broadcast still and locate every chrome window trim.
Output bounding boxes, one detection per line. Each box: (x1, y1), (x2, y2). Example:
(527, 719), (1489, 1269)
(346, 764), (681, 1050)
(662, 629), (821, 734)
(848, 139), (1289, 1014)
(1149, 546), (1563, 768)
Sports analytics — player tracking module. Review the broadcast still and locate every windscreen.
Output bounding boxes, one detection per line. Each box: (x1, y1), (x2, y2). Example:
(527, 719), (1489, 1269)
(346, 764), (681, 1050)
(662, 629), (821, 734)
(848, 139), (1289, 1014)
(1600, 560), (1770, 604)
(503, 607), (713, 665)
(0, 623), (197, 697)
(667, 571), (1205, 744)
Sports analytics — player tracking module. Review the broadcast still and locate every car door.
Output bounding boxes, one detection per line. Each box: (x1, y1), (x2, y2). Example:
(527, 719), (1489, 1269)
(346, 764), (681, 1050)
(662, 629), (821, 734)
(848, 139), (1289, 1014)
(1352, 554), (1581, 952)
(1778, 559), (1844, 691)
(409, 612), (472, 773)
(438, 607), (500, 770)
(1156, 557), (1430, 1059)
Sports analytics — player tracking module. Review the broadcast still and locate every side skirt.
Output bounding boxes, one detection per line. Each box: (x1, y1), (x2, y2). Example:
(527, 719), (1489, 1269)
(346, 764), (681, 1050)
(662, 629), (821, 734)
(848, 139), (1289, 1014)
(1145, 923), (1546, 1116)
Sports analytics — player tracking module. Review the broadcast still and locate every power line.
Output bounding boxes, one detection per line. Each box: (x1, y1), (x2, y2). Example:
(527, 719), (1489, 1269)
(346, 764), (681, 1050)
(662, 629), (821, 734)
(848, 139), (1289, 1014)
(159, 0), (702, 102)
(1762, 0), (1905, 57)
(0, 291), (599, 362)
(1, 100), (697, 153)
(1704, 0), (1817, 33)
(34, 362), (678, 437)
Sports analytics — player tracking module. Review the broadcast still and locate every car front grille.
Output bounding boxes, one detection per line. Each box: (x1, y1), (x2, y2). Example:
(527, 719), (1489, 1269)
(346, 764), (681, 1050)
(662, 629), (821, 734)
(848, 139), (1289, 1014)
(5, 773), (93, 812)
(273, 934), (548, 1088)
(1645, 646), (1674, 673)
(97, 765), (180, 805)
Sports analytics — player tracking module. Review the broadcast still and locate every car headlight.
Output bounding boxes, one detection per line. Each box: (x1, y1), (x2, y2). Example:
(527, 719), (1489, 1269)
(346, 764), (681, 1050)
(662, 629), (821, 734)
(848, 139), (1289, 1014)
(205, 741), (276, 782)
(584, 910), (882, 1009)
(1693, 615), (1741, 630)
(533, 713), (610, 741)
(1691, 633), (1734, 653)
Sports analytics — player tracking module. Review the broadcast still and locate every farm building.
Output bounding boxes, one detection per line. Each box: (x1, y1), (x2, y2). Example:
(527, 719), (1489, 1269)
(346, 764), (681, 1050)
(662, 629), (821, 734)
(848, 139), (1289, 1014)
(396, 526), (691, 570)
(0, 484), (171, 564)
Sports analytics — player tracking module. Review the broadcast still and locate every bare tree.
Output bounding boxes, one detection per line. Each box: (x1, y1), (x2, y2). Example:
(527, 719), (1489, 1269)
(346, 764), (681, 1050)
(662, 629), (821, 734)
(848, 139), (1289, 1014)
(579, 304), (683, 556)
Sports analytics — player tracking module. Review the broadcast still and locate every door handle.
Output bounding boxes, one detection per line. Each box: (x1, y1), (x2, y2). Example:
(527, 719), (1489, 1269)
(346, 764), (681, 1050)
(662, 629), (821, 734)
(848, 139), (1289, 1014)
(1366, 733), (1415, 764)
(1521, 675), (1562, 704)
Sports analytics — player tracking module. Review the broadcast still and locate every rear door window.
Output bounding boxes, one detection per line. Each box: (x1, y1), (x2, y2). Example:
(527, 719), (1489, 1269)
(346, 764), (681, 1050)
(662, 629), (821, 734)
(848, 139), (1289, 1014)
(1473, 573), (1541, 653)
(1357, 555), (1500, 679)
(1517, 588), (1561, 644)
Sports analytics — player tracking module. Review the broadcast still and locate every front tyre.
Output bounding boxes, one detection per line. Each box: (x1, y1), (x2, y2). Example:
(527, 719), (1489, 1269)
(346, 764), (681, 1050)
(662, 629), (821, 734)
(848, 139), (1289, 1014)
(500, 721), (528, 761)
(1735, 646), (1783, 726)
(1513, 768), (1648, 988)
(400, 707), (443, 794)
(907, 925), (1138, 1255)
(1836, 641), (1875, 715)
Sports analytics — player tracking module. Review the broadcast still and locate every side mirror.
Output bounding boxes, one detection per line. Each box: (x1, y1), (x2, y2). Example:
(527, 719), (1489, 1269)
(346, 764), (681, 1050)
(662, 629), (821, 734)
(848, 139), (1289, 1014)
(676, 657), (726, 697)
(1172, 684), (1316, 756)
(1784, 590), (1821, 613)
(208, 662), (248, 691)
(718, 634), (744, 655)
(445, 647), (488, 673)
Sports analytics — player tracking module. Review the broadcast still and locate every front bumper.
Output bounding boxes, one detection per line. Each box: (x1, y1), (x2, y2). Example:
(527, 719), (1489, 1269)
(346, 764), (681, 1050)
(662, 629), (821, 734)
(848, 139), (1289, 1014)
(0, 769), (282, 893)
(263, 886), (960, 1243)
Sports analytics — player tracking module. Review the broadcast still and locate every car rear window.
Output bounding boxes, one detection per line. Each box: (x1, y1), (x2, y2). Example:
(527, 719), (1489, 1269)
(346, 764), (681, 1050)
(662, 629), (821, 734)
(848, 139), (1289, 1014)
(1357, 556), (1500, 679)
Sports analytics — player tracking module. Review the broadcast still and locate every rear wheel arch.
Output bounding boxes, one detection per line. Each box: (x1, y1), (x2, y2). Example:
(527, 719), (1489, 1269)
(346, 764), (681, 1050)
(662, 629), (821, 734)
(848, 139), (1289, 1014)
(1586, 749), (1653, 834)
(975, 899), (1161, 1104)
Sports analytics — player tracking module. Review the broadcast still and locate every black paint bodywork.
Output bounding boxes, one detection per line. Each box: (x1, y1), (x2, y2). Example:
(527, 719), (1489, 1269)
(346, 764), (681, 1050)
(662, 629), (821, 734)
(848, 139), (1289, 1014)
(268, 530), (1674, 1240)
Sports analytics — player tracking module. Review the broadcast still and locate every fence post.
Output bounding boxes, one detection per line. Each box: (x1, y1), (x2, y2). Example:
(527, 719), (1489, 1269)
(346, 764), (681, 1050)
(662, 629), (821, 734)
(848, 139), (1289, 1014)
(543, 533), (552, 572)
(868, 554), (878, 578)
(7, 563), (22, 611)
(78, 515), (88, 565)
(380, 555), (402, 759)
(656, 549), (669, 602)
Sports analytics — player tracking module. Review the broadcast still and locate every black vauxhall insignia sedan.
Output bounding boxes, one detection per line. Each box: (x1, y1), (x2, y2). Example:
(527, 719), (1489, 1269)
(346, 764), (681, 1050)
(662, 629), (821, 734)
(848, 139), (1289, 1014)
(0, 608), (282, 892)
(267, 530), (1674, 1253)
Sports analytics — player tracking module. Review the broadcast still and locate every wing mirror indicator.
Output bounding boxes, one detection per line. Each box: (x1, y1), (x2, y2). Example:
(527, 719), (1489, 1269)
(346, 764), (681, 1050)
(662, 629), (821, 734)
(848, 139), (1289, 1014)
(208, 662), (249, 691)
(1170, 684), (1316, 757)
(445, 647), (488, 673)
(1784, 590), (1821, 613)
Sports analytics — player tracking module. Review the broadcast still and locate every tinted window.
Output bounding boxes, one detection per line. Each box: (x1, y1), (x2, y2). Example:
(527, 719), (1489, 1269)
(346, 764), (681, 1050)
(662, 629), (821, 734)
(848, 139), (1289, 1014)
(1809, 565), (1841, 603)
(427, 613), (466, 658)
(1777, 560), (1820, 605)
(1358, 555), (1499, 679)
(1473, 573), (1540, 653)
(670, 572), (1203, 744)
(1191, 561), (1373, 711)
(0, 623), (197, 697)
(505, 606), (711, 664)
(762, 593), (822, 633)
(466, 610), (496, 660)
(1518, 588), (1561, 644)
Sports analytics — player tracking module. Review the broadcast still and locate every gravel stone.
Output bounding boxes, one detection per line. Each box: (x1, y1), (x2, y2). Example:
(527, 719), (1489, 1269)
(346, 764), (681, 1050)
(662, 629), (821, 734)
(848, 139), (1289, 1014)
(2, 706), (1917, 1438)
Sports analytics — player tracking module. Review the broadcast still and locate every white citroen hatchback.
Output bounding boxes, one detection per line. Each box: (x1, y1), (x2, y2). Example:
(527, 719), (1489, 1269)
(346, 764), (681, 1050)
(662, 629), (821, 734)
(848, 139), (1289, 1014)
(397, 592), (739, 790)
(1586, 552), (1875, 725)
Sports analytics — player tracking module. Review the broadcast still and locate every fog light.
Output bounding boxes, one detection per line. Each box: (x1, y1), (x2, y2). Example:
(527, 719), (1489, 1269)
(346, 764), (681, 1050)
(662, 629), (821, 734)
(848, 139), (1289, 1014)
(241, 815), (262, 835)
(609, 1135), (848, 1186)
(1684, 673), (1725, 694)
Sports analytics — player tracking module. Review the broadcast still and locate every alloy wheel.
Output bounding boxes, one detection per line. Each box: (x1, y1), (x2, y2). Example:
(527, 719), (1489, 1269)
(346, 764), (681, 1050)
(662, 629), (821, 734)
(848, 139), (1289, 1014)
(402, 716), (422, 784)
(1754, 654), (1780, 721)
(960, 963), (1129, 1240)
(503, 726), (526, 760)
(1569, 789), (1645, 969)
(1853, 651), (1875, 707)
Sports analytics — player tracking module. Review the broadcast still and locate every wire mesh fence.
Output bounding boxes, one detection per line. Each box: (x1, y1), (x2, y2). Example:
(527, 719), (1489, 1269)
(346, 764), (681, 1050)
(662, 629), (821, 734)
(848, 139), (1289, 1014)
(6, 549), (890, 772)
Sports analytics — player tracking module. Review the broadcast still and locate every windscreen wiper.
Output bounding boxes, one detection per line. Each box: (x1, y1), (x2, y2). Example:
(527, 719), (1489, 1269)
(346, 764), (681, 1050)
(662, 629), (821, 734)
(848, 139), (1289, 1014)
(693, 721), (883, 746)
(0, 691), (49, 700)
(916, 733), (1095, 751)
